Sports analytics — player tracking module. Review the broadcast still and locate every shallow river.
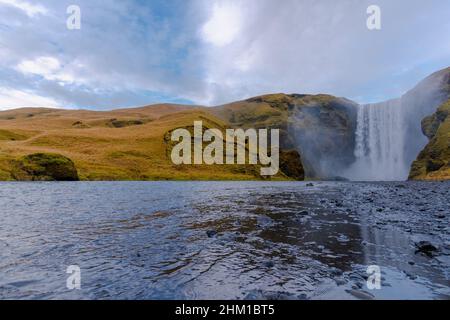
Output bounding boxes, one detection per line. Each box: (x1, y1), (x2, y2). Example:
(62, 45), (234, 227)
(0, 181), (449, 300)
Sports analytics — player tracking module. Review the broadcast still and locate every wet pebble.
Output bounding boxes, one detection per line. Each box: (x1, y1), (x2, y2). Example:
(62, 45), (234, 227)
(206, 230), (218, 238)
(415, 241), (439, 256)
(346, 289), (375, 300)
(334, 278), (347, 286)
(403, 271), (417, 280)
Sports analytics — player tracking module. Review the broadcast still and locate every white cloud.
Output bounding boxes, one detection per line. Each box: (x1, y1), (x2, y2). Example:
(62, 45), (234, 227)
(201, 1), (243, 47)
(16, 56), (77, 85)
(16, 56), (60, 78)
(197, 0), (450, 105)
(0, 0), (48, 17)
(0, 87), (59, 110)
(1, 0), (450, 109)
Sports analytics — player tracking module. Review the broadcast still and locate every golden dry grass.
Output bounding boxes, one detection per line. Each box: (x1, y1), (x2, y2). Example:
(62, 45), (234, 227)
(0, 104), (289, 181)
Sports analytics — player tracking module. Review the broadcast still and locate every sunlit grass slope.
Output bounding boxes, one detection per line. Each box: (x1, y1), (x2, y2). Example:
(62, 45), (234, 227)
(0, 104), (291, 181)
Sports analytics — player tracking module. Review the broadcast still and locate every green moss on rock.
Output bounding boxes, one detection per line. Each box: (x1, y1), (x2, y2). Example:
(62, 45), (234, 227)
(12, 153), (79, 181)
(409, 99), (450, 180)
(279, 149), (305, 180)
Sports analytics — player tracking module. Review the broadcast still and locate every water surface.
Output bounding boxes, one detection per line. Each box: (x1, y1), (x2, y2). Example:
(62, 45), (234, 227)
(0, 181), (449, 300)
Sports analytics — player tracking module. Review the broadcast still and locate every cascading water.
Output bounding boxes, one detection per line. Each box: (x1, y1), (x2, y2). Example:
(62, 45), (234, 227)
(347, 99), (409, 181)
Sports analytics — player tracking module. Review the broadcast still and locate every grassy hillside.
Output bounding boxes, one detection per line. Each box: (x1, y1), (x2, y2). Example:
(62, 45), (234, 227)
(212, 93), (358, 179)
(0, 104), (295, 181)
(409, 99), (450, 180)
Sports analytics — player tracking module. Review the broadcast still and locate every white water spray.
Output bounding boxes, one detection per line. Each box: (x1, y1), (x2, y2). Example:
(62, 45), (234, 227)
(347, 99), (409, 181)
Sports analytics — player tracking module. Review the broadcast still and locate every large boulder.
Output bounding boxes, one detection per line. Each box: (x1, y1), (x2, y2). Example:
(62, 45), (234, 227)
(12, 153), (79, 181)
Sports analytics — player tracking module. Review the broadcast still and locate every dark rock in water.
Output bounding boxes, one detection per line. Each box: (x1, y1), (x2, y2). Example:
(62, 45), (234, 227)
(11, 153), (79, 181)
(206, 230), (218, 238)
(263, 261), (275, 268)
(351, 282), (363, 290)
(306, 183), (314, 187)
(298, 210), (309, 216)
(330, 267), (343, 276)
(415, 241), (439, 256)
(346, 289), (375, 300)
(244, 289), (302, 300)
(403, 271), (417, 280)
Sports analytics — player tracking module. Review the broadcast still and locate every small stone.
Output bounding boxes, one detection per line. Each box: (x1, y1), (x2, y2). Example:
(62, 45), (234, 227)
(415, 241), (438, 257)
(403, 271), (417, 280)
(346, 289), (375, 300)
(206, 230), (218, 238)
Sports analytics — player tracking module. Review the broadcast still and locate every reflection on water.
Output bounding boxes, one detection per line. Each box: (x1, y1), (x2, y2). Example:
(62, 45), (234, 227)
(0, 181), (448, 300)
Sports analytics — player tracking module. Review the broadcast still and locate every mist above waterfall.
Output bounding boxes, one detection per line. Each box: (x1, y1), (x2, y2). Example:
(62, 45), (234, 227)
(288, 97), (358, 180)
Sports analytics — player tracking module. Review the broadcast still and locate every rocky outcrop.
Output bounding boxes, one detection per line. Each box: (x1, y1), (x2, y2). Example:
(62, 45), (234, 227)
(107, 118), (153, 128)
(11, 153), (79, 181)
(409, 99), (450, 180)
(402, 67), (450, 167)
(279, 150), (305, 180)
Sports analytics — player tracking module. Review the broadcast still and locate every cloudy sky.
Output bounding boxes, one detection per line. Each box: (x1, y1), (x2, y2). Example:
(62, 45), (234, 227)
(0, 0), (449, 110)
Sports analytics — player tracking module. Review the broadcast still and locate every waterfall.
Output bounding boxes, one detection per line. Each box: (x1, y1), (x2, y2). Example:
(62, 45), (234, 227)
(347, 99), (409, 181)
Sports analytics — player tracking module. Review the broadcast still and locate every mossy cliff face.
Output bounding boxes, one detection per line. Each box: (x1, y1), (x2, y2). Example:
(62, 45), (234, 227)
(402, 67), (450, 166)
(212, 94), (358, 179)
(409, 99), (450, 180)
(11, 153), (79, 181)
(279, 149), (305, 180)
